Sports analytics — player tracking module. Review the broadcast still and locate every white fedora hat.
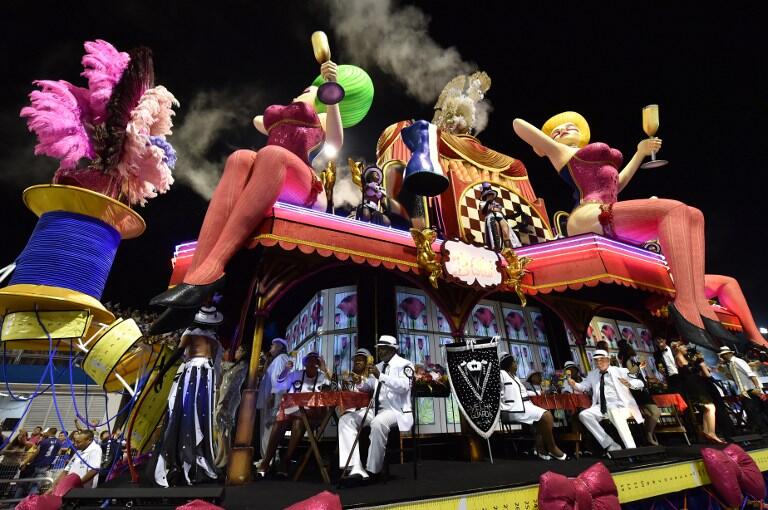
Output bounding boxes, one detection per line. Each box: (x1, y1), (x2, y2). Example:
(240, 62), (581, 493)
(193, 305), (224, 326)
(375, 335), (398, 349)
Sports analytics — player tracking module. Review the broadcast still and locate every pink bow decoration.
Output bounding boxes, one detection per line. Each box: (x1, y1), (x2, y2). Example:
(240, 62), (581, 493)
(15, 474), (82, 510)
(176, 501), (225, 510)
(723, 443), (766, 500)
(701, 447), (743, 508)
(538, 462), (620, 510)
(284, 491), (342, 510)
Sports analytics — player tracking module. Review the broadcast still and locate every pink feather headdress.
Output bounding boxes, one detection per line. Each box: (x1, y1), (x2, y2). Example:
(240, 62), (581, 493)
(20, 40), (179, 207)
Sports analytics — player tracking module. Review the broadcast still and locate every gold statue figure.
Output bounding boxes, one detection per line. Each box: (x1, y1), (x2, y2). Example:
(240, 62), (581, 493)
(500, 247), (531, 307)
(410, 228), (442, 289)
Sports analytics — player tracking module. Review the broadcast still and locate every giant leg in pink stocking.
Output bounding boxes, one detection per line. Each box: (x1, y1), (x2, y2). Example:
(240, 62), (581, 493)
(685, 206), (743, 345)
(185, 150), (259, 278)
(705, 275), (768, 347)
(149, 146), (322, 333)
(610, 199), (713, 345)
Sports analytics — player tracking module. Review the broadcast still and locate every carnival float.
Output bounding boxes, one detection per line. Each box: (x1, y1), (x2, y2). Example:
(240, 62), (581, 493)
(3, 27), (767, 510)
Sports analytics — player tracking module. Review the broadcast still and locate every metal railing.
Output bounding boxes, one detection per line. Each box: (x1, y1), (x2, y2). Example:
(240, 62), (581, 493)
(0, 462), (59, 509)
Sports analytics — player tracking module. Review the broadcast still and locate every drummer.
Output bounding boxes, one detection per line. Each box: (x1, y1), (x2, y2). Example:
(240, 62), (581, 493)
(256, 352), (330, 479)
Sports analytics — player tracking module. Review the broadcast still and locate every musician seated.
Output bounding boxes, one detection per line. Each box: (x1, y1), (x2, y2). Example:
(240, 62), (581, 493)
(560, 361), (585, 394)
(500, 354), (566, 461)
(568, 349), (645, 454)
(256, 352), (330, 478)
(337, 348), (375, 413)
(525, 371), (545, 395)
(338, 335), (413, 482)
(339, 348), (372, 387)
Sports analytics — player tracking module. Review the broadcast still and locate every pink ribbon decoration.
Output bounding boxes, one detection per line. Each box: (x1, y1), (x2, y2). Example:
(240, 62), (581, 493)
(284, 491), (342, 510)
(538, 462), (620, 510)
(701, 447), (743, 508)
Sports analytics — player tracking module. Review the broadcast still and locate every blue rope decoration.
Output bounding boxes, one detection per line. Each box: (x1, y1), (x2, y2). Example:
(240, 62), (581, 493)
(10, 211), (121, 299)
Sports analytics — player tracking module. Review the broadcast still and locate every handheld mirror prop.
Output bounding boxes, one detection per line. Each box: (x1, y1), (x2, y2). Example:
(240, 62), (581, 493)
(311, 31), (345, 105)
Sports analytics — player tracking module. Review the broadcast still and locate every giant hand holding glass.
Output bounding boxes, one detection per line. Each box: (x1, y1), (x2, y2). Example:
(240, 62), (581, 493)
(311, 31), (345, 105)
(640, 104), (668, 169)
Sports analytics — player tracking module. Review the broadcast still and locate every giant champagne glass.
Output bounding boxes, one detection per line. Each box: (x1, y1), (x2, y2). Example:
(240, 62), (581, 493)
(640, 104), (668, 169)
(311, 31), (345, 105)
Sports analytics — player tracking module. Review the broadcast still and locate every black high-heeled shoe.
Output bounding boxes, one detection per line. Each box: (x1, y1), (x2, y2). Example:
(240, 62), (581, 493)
(148, 307), (198, 335)
(701, 315), (740, 346)
(668, 303), (715, 346)
(149, 275), (226, 309)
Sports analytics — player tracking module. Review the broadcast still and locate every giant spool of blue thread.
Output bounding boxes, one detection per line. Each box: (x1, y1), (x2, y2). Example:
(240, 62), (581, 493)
(0, 185), (158, 391)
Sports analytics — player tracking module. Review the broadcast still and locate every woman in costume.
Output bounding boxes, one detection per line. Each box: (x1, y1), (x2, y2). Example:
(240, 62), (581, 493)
(513, 113), (755, 348)
(356, 165), (390, 226)
(669, 341), (726, 444)
(480, 182), (522, 251)
(214, 344), (248, 468)
(153, 306), (223, 486)
(149, 61), (373, 332)
(500, 355), (566, 460)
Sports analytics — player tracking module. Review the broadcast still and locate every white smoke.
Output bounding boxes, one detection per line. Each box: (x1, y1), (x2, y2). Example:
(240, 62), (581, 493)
(0, 109), (58, 188)
(326, 0), (476, 105)
(325, 0), (492, 133)
(473, 101), (493, 135)
(332, 161), (363, 210)
(171, 89), (262, 199)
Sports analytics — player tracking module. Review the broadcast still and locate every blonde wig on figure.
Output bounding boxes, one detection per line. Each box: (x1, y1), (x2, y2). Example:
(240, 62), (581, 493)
(541, 111), (591, 147)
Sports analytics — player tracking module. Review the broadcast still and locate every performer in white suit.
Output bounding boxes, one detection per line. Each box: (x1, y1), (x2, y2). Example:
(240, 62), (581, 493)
(500, 354), (566, 460)
(338, 335), (413, 481)
(568, 349), (644, 452)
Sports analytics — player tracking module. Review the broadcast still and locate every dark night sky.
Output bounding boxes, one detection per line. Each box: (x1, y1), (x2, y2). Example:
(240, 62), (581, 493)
(0, 2), (765, 327)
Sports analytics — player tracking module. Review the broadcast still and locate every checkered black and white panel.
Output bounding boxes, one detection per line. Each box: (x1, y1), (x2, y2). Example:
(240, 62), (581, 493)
(459, 183), (552, 246)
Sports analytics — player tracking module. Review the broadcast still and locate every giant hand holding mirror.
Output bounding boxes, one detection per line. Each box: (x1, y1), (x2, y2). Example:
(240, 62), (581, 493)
(312, 31), (345, 105)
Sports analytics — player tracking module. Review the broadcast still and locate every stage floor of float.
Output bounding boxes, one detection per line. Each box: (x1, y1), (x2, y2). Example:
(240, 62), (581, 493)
(100, 442), (768, 509)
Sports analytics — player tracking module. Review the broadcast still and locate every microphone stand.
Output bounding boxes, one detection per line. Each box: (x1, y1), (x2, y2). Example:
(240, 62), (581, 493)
(403, 365), (417, 480)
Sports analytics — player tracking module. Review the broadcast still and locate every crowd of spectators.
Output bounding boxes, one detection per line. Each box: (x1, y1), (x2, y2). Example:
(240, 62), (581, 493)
(1, 424), (125, 499)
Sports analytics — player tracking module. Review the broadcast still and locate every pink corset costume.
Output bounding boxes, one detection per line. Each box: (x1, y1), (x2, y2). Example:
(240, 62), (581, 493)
(263, 102), (325, 206)
(560, 142), (623, 237)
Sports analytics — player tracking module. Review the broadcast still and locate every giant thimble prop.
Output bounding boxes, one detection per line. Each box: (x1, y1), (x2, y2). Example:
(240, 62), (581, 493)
(0, 185), (158, 392)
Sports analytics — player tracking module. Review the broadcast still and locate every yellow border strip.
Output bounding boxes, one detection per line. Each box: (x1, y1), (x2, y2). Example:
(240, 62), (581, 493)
(356, 449), (768, 510)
